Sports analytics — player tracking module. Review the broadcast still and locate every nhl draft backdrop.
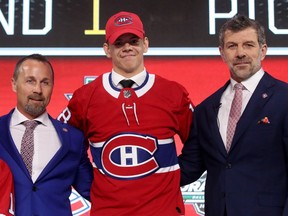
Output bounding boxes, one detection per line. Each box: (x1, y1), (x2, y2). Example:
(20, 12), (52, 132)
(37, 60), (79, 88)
(0, 0), (288, 215)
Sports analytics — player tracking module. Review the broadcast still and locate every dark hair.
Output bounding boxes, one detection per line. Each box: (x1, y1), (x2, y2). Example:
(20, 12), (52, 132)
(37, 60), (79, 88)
(219, 14), (266, 48)
(13, 53), (54, 82)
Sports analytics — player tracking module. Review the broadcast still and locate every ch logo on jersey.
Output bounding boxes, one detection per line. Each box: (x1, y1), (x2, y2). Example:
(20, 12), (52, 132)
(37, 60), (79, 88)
(101, 133), (159, 179)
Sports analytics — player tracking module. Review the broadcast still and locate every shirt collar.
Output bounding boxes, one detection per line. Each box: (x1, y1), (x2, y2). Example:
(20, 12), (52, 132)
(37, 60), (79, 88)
(11, 108), (50, 127)
(111, 69), (147, 87)
(230, 68), (265, 93)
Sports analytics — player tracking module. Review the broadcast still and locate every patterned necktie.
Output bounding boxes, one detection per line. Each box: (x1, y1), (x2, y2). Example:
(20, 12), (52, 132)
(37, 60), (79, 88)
(20, 120), (39, 176)
(120, 79), (135, 88)
(226, 83), (244, 152)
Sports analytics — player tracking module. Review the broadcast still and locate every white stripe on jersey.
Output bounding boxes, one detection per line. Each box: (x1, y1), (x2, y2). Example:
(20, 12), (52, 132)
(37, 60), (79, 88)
(155, 164), (180, 173)
(89, 138), (174, 148)
(92, 162), (180, 174)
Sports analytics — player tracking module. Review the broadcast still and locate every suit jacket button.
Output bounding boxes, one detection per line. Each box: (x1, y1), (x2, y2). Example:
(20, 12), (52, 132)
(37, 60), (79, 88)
(226, 163), (232, 169)
(32, 186), (37, 191)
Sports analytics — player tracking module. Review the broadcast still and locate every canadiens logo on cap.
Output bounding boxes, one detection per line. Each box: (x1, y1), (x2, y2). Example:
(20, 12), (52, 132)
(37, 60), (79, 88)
(115, 15), (133, 26)
(105, 11), (145, 44)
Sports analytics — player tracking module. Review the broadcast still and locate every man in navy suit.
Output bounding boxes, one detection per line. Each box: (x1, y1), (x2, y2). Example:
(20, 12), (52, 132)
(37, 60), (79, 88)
(0, 54), (93, 216)
(179, 15), (288, 216)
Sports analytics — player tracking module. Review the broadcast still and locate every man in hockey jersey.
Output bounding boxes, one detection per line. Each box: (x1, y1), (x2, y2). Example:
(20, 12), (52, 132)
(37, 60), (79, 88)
(0, 159), (14, 216)
(67, 11), (193, 216)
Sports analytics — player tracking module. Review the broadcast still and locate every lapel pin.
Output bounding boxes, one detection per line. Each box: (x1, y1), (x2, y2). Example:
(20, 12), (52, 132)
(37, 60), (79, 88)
(63, 128), (68, 132)
(262, 93), (268, 99)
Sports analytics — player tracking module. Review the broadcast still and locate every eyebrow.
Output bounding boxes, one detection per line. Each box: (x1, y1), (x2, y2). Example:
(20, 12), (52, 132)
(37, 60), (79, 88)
(115, 36), (140, 42)
(226, 40), (257, 45)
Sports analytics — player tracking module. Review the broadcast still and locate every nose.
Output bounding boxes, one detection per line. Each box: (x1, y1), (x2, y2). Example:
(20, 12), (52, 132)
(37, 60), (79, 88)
(236, 46), (246, 58)
(33, 82), (42, 93)
(123, 42), (132, 50)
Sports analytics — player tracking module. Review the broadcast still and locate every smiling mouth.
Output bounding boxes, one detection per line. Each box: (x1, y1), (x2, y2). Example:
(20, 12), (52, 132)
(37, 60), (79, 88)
(29, 97), (43, 102)
(234, 62), (249, 66)
(122, 53), (135, 57)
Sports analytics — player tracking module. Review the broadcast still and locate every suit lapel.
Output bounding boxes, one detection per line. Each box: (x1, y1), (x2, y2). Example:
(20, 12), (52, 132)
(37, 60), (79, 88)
(36, 117), (70, 181)
(230, 73), (275, 152)
(208, 82), (230, 156)
(0, 111), (31, 177)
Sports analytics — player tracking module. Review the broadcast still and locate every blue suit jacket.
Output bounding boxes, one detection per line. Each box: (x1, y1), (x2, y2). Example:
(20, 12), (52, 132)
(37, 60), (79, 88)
(0, 110), (93, 216)
(179, 73), (288, 216)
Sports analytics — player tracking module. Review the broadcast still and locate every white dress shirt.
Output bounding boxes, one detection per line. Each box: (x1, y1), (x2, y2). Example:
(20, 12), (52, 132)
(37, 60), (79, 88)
(111, 69), (147, 88)
(10, 108), (61, 182)
(218, 69), (265, 147)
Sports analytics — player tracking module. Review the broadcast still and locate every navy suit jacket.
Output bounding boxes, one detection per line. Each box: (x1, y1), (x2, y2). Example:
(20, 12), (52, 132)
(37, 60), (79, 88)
(179, 73), (288, 216)
(0, 110), (93, 216)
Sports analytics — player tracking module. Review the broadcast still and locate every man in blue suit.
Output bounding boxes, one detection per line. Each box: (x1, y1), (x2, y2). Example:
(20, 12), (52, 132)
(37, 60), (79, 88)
(179, 15), (288, 216)
(0, 54), (93, 216)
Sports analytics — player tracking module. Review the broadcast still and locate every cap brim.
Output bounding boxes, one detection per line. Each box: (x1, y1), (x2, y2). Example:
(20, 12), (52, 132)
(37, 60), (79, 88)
(107, 29), (144, 44)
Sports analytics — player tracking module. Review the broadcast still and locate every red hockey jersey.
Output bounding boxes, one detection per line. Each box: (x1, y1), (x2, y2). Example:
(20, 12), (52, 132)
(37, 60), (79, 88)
(0, 160), (14, 216)
(68, 72), (193, 216)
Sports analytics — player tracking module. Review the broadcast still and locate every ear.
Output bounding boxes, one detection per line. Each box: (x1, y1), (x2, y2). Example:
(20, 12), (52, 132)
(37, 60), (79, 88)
(260, 44), (268, 61)
(11, 78), (17, 92)
(103, 43), (112, 58)
(143, 37), (149, 53)
(219, 46), (226, 62)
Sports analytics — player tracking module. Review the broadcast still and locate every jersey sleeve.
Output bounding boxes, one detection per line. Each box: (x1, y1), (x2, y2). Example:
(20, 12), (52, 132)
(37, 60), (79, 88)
(175, 83), (194, 143)
(67, 87), (87, 130)
(67, 79), (98, 132)
(0, 160), (15, 216)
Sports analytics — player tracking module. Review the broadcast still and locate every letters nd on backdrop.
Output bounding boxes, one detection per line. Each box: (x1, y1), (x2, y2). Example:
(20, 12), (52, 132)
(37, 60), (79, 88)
(1, 0), (288, 55)
(0, 1), (288, 215)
